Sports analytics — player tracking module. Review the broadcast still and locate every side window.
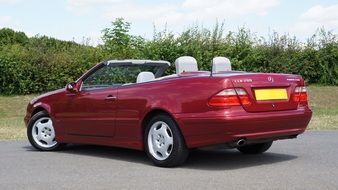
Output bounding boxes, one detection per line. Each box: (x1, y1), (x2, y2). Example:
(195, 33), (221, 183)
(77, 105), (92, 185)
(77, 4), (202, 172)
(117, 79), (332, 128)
(81, 66), (134, 91)
(81, 64), (159, 91)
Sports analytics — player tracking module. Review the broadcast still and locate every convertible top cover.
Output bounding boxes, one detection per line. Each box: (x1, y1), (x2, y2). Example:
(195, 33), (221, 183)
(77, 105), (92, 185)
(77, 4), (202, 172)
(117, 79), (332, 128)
(106, 59), (170, 66)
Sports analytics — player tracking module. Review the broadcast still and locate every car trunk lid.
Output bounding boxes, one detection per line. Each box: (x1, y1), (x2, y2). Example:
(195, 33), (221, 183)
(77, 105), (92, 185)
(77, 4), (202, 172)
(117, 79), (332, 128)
(217, 72), (303, 112)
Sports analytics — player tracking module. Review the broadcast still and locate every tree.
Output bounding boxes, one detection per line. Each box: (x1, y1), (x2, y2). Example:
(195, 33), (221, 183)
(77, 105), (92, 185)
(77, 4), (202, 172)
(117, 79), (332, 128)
(0, 28), (29, 46)
(101, 18), (145, 59)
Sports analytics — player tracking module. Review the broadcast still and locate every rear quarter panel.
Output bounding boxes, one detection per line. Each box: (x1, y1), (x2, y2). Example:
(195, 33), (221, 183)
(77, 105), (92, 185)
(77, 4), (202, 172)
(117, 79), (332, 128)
(115, 76), (232, 148)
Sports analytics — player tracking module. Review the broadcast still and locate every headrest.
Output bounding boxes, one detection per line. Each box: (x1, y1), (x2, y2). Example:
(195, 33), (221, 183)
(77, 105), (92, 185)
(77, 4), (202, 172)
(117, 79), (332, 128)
(174, 56), (198, 74)
(136, 72), (155, 83)
(212, 57), (231, 73)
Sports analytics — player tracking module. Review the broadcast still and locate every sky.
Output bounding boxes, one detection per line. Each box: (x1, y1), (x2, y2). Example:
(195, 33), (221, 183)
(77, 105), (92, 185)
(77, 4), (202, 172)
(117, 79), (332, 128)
(1, 0), (338, 46)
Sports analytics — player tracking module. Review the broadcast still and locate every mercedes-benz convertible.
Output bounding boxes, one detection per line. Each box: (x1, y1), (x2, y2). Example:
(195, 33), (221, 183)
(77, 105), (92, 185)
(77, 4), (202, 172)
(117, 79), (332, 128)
(25, 56), (312, 167)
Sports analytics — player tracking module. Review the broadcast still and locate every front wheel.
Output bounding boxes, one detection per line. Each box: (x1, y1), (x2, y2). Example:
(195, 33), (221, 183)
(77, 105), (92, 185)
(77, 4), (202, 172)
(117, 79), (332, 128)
(144, 114), (189, 167)
(27, 111), (65, 151)
(237, 141), (273, 154)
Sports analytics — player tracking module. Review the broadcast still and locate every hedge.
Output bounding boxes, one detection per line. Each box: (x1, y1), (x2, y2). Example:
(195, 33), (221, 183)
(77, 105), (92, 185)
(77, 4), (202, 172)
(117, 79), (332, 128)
(0, 20), (337, 95)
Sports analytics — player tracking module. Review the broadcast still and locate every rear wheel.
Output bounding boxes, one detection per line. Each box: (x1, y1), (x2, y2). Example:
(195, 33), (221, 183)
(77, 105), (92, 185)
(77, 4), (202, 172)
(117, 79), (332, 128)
(237, 141), (273, 154)
(144, 114), (189, 167)
(27, 111), (65, 151)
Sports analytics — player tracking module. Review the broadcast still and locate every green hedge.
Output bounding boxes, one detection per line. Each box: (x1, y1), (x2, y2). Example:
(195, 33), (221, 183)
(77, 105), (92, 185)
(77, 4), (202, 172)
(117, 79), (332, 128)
(0, 34), (105, 95)
(0, 22), (337, 95)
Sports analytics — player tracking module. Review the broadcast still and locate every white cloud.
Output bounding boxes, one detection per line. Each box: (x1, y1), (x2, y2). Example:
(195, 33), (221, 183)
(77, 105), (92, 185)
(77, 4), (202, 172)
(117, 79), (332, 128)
(182, 0), (279, 20)
(300, 4), (338, 23)
(66, 0), (122, 14)
(67, 0), (279, 24)
(293, 4), (338, 36)
(103, 2), (183, 25)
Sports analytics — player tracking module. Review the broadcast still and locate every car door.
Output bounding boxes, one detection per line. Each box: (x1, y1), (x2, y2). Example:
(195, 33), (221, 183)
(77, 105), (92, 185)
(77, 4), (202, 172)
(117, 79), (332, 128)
(61, 65), (120, 137)
(64, 87), (117, 137)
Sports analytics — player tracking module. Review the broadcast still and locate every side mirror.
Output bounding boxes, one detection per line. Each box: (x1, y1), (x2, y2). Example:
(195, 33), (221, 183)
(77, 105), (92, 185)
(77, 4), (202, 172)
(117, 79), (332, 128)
(66, 82), (78, 93)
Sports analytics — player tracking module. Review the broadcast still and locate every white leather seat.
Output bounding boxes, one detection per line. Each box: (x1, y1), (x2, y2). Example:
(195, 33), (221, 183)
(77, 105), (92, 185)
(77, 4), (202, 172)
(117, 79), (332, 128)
(174, 56), (198, 74)
(212, 57), (232, 72)
(136, 72), (155, 83)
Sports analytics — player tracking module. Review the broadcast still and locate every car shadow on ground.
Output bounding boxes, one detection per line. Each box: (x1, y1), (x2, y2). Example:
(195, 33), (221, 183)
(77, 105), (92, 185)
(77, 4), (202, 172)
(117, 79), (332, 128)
(23, 144), (150, 164)
(23, 144), (297, 170)
(184, 148), (297, 170)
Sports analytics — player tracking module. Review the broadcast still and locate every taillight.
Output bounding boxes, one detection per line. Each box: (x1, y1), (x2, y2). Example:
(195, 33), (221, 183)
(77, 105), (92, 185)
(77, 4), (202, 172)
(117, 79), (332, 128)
(292, 86), (308, 104)
(236, 88), (251, 106)
(208, 88), (251, 107)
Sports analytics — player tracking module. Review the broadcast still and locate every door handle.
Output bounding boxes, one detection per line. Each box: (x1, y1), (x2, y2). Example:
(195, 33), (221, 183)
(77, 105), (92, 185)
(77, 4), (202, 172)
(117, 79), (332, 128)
(105, 95), (117, 101)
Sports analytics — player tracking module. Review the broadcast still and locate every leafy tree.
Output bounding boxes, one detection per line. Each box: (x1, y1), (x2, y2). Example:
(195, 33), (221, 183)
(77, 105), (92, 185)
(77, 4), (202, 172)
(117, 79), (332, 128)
(0, 28), (28, 46)
(101, 18), (145, 59)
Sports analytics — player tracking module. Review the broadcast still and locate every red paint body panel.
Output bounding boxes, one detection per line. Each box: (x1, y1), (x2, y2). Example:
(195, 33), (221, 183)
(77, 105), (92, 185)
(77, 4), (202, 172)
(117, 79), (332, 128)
(175, 106), (311, 148)
(24, 65), (312, 150)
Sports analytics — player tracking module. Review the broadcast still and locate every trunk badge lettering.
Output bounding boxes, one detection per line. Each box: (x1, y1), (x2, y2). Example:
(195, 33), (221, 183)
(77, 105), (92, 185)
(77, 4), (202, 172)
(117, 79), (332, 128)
(287, 78), (300, 81)
(233, 79), (252, 83)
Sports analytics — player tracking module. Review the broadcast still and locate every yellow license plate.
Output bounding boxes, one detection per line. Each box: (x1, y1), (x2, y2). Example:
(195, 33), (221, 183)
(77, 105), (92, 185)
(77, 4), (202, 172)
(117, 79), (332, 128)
(254, 88), (288, 101)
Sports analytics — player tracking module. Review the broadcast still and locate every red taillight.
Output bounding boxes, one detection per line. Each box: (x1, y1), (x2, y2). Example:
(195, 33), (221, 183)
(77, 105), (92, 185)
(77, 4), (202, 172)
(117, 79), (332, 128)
(292, 86), (308, 104)
(208, 88), (251, 107)
(236, 88), (251, 106)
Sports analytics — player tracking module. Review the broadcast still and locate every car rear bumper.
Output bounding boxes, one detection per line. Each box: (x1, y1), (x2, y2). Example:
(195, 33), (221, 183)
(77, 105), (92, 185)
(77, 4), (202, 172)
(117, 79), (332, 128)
(174, 107), (312, 148)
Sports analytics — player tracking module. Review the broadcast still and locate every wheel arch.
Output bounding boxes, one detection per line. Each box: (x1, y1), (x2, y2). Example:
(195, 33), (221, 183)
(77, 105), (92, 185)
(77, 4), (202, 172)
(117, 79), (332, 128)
(31, 103), (51, 118)
(141, 108), (186, 147)
(31, 107), (47, 117)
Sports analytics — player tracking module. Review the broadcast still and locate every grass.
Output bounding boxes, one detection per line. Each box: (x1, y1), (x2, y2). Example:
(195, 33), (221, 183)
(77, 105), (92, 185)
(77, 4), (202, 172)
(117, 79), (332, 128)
(306, 86), (338, 130)
(0, 95), (35, 140)
(0, 86), (337, 140)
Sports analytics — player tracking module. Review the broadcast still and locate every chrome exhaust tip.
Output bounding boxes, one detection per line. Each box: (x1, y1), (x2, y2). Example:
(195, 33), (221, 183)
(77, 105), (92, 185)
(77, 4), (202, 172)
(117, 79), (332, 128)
(237, 139), (246, 146)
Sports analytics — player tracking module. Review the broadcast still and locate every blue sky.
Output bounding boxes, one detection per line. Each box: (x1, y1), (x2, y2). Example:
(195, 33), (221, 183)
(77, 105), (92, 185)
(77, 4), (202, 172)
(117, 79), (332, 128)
(1, 0), (338, 45)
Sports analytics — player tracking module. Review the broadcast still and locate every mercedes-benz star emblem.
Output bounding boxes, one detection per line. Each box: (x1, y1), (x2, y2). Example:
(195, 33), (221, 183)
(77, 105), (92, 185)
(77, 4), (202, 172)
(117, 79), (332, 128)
(268, 76), (274, 82)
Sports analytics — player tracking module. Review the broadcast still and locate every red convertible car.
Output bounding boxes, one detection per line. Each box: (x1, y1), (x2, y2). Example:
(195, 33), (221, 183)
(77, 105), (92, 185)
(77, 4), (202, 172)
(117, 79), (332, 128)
(25, 56), (312, 167)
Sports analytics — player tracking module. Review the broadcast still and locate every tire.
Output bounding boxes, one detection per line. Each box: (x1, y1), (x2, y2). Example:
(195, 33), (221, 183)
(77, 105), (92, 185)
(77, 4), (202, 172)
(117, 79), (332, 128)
(237, 141), (273, 154)
(27, 111), (65, 151)
(144, 114), (189, 167)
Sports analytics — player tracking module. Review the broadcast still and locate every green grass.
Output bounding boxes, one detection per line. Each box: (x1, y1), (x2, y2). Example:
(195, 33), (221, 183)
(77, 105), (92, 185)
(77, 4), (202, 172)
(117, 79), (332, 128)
(306, 86), (338, 130)
(0, 95), (35, 140)
(0, 86), (337, 140)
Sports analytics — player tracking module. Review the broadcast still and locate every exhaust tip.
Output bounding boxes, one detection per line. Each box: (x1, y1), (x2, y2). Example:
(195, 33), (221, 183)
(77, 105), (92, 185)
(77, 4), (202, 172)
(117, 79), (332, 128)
(237, 139), (246, 146)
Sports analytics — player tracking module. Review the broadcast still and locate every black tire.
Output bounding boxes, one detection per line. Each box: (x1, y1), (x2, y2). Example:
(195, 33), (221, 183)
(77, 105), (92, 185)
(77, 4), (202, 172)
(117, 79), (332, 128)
(237, 141), (273, 154)
(144, 114), (189, 167)
(27, 111), (65, 151)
